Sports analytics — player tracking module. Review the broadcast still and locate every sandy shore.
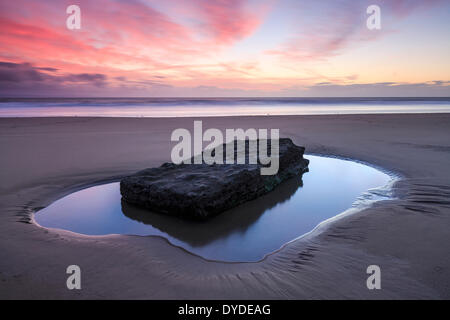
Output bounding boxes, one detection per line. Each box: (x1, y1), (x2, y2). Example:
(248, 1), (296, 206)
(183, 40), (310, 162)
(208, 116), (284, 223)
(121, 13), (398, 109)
(0, 114), (449, 299)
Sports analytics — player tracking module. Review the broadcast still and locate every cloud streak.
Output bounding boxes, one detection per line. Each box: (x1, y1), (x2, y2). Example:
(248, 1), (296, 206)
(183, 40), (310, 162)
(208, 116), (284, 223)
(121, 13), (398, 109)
(267, 0), (443, 61)
(1, 60), (448, 97)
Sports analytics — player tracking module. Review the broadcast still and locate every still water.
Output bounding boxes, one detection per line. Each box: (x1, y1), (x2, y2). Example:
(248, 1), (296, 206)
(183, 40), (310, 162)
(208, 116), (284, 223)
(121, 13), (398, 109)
(34, 156), (392, 262)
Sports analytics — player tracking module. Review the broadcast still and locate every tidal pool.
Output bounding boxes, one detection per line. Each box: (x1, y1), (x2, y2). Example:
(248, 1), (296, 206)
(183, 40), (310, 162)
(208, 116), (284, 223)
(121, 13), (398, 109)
(34, 156), (393, 262)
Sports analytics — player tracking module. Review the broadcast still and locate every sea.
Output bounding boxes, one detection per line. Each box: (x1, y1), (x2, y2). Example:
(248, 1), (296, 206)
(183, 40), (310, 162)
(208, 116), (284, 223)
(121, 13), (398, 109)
(0, 97), (449, 117)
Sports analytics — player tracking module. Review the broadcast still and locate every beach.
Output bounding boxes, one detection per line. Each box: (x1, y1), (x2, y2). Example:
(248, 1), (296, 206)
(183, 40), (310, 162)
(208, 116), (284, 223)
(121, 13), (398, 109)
(0, 113), (449, 299)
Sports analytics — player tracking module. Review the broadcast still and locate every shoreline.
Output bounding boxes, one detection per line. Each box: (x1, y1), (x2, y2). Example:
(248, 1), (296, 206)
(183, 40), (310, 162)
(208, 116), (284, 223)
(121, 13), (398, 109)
(1, 114), (449, 299)
(1, 110), (450, 119)
(1, 111), (450, 119)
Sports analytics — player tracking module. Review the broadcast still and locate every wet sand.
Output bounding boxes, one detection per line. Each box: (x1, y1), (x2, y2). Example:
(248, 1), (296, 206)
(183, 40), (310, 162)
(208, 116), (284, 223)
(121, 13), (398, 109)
(0, 114), (449, 299)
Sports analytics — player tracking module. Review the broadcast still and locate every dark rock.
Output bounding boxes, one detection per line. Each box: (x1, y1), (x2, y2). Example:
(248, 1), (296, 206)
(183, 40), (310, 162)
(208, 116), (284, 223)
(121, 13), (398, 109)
(120, 138), (309, 220)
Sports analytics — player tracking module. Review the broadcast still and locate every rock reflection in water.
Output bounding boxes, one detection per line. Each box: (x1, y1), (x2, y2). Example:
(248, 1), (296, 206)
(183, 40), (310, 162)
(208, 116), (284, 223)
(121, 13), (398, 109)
(121, 175), (305, 247)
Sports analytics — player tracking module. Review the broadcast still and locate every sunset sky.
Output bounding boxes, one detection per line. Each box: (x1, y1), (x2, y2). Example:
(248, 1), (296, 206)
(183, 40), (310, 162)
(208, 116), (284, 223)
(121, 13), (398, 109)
(0, 0), (449, 97)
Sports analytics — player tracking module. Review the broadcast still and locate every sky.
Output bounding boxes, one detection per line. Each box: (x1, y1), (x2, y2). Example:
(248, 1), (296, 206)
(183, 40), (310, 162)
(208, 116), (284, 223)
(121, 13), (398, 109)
(0, 0), (449, 97)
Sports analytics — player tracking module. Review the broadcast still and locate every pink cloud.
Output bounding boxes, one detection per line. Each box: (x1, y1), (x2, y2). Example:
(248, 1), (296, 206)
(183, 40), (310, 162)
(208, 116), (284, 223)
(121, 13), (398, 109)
(0, 0), (266, 79)
(187, 0), (267, 44)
